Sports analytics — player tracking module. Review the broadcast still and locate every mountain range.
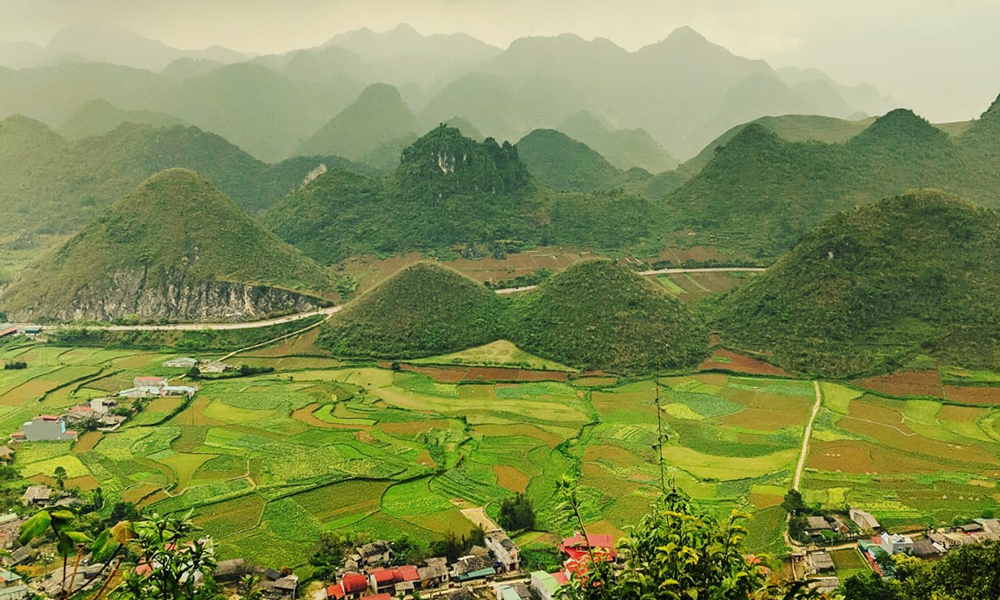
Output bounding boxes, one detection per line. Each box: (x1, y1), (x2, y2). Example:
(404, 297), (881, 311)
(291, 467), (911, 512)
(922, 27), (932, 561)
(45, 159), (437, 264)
(0, 23), (903, 163)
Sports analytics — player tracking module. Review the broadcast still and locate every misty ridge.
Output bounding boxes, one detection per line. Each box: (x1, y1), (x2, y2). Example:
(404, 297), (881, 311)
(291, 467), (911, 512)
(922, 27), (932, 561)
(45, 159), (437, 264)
(0, 21), (901, 162)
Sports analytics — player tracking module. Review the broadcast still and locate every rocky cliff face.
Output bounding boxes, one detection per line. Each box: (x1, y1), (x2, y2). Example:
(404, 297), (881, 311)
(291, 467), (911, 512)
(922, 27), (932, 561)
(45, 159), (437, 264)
(0, 268), (323, 323)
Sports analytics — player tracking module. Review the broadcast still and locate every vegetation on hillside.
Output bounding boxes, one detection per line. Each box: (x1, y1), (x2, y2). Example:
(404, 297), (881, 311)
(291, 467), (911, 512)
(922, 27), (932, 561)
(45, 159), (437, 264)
(0, 169), (334, 322)
(515, 129), (638, 193)
(560, 110), (678, 173)
(718, 190), (1000, 377)
(663, 97), (1000, 260)
(317, 263), (505, 358)
(508, 260), (708, 374)
(268, 126), (668, 264)
(294, 83), (419, 160)
(0, 116), (370, 243)
(56, 98), (186, 139)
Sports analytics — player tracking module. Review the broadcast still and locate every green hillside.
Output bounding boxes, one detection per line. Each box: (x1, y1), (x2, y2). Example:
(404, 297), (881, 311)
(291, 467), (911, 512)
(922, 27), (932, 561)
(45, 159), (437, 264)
(0, 116), (368, 246)
(560, 111), (678, 173)
(516, 129), (629, 193)
(717, 190), (1000, 377)
(0, 169), (334, 323)
(295, 83), (419, 160)
(57, 98), (186, 139)
(508, 260), (708, 374)
(317, 262), (504, 358)
(266, 126), (669, 264)
(662, 98), (1000, 260)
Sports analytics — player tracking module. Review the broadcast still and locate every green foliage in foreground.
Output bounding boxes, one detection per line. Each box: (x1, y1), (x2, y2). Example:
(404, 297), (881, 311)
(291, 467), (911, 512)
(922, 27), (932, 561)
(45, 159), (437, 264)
(718, 190), (1000, 377)
(509, 260), (708, 374)
(842, 542), (1000, 600)
(318, 260), (708, 374)
(318, 263), (505, 358)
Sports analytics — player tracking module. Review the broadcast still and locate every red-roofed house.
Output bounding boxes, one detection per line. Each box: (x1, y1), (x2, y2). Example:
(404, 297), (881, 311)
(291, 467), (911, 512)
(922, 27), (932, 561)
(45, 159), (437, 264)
(551, 572), (569, 585)
(369, 568), (396, 594)
(0, 328), (17, 339)
(18, 415), (78, 442)
(393, 566), (420, 582)
(341, 573), (368, 599)
(560, 533), (616, 563)
(326, 584), (345, 599)
(360, 595), (391, 600)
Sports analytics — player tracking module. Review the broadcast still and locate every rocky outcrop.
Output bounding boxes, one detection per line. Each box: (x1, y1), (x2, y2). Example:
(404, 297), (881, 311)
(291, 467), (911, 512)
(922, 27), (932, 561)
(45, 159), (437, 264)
(0, 268), (324, 323)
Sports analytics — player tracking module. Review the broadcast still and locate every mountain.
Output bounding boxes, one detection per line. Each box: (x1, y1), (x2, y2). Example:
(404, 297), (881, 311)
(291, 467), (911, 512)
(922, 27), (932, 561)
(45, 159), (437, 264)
(560, 111), (679, 173)
(46, 23), (248, 71)
(295, 83), (419, 160)
(508, 260), (708, 374)
(661, 98), (1000, 260)
(317, 262), (504, 358)
(418, 72), (525, 142)
(717, 191), (1000, 377)
(57, 99), (186, 139)
(516, 129), (631, 193)
(266, 126), (667, 264)
(0, 169), (334, 323)
(775, 67), (900, 116)
(0, 116), (367, 243)
(323, 23), (500, 89)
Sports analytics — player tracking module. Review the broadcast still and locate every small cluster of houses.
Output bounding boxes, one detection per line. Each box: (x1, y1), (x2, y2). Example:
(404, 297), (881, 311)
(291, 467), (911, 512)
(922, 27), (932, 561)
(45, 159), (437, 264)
(857, 517), (1000, 575)
(319, 529), (523, 600)
(163, 357), (232, 374)
(7, 375), (196, 446)
(801, 507), (882, 543)
(0, 325), (42, 341)
(516, 534), (616, 600)
(118, 375), (196, 399)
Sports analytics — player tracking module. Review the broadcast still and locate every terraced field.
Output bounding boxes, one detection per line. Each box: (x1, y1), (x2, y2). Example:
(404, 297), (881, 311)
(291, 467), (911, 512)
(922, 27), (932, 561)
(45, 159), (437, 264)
(3, 337), (999, 570)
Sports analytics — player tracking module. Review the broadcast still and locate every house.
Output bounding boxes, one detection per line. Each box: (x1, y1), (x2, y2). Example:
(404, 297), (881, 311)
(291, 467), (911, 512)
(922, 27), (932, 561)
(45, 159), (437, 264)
(878, 533), (914, 555)
(0, 514), (23, 550)
(133, 376), (168, 389)
(453, 554), (496, 582)
(89, 398), (116, 414)
(0, 446), (14, 462)
(530, 571), (567, 600)
(21, 327), (41, 336)
(417, 557), (450, 588)
(63, 405), (96, 424)
(368, 566), (420, 595)
(975, 518), (1000, 535)
(804, 516), (833, 539)
(560, 533), (616, 563)
(18, 415), (77, 441)
(485, 530), (520, 572)
(850, 508), (881, 532)
(806, 550), (835, 573)
(164, 357), (199, 369)
(359, 595), (391, 600)
(829, 515), (852, 535)
(41, 563), (104, 597)
(263, 574), (299, 599)
(325, 584), (345, 600)
(353, 540), (391, 567)
(162, 385), (197, 397)
(340, 573), (369, 599)
(496, 582), (531, 600)
(911, 538), (944, 559)
(809, 577), (841, 595)
(22, 485), (52, 506)
(199, 362), (232, 374)
(213, 558), (248, 583)
(0, 328), (17, 340)
(0, 568), (29, 599)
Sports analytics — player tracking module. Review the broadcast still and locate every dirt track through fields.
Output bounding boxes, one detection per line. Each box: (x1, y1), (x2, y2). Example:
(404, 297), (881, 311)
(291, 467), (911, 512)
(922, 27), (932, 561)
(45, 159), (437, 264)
(793, 381), (823, 491)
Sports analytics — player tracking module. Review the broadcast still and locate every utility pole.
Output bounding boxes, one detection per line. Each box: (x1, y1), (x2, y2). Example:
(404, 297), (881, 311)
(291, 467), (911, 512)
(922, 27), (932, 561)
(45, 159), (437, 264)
(654, 370), (666, 493)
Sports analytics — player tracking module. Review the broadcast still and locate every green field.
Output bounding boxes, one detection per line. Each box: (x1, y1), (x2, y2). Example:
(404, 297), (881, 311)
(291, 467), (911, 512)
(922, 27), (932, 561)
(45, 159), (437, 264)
(3, 337), (1000, 572)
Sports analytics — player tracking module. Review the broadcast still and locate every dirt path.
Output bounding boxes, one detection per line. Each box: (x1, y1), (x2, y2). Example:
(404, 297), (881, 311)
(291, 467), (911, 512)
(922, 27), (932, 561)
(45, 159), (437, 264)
(793, 381), (823, 491)
(460, 506), (501, 532)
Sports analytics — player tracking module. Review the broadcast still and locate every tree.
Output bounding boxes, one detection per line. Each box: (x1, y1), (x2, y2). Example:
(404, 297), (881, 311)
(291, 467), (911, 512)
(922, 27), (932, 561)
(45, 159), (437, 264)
(186, 366), (201, 379)
(841, 572), (901, 600)
(556, 480), (824, 600)
(310, 533), (352, 580)
(19, 508), (93, 598)
(237, 574), (263, 600)
(498, 493), (536, 532)
(107, 501), (140, 527)
(110, 511), (217, 600)
(781, 490), (806, 514)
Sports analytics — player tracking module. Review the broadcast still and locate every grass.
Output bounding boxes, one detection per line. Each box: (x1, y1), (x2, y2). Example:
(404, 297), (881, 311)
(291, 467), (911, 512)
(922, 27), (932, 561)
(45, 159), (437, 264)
(411, 340), (575, 372)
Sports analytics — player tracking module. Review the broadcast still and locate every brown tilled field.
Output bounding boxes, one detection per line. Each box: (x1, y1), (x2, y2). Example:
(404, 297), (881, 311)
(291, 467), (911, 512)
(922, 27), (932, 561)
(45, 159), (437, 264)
(944, 385), (1000, 406)
(699, 349), (791, 377)
(855, 370), (944, 397)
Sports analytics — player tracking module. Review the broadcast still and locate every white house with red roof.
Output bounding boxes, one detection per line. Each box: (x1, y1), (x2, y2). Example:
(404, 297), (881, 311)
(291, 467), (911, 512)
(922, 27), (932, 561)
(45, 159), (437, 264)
(559, 533), (616, 578)
(15, 415), (77, 442)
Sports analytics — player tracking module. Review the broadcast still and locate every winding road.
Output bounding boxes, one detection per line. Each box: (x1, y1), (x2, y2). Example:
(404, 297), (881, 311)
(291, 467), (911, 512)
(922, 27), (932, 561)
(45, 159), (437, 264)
(12, 266), (766, 332)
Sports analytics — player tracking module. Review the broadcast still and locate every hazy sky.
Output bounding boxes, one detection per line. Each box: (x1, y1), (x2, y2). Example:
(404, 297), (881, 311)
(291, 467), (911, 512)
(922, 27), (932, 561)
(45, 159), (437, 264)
(1, 0), (998, 121)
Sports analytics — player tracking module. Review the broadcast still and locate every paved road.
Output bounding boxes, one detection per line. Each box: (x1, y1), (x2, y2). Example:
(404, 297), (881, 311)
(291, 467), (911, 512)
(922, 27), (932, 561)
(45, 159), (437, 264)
(14, 266), (766, 332)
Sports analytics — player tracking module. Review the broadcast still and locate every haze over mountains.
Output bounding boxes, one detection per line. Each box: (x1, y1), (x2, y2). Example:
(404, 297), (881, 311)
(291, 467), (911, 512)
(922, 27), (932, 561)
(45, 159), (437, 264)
(0, 22), (901, 162)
